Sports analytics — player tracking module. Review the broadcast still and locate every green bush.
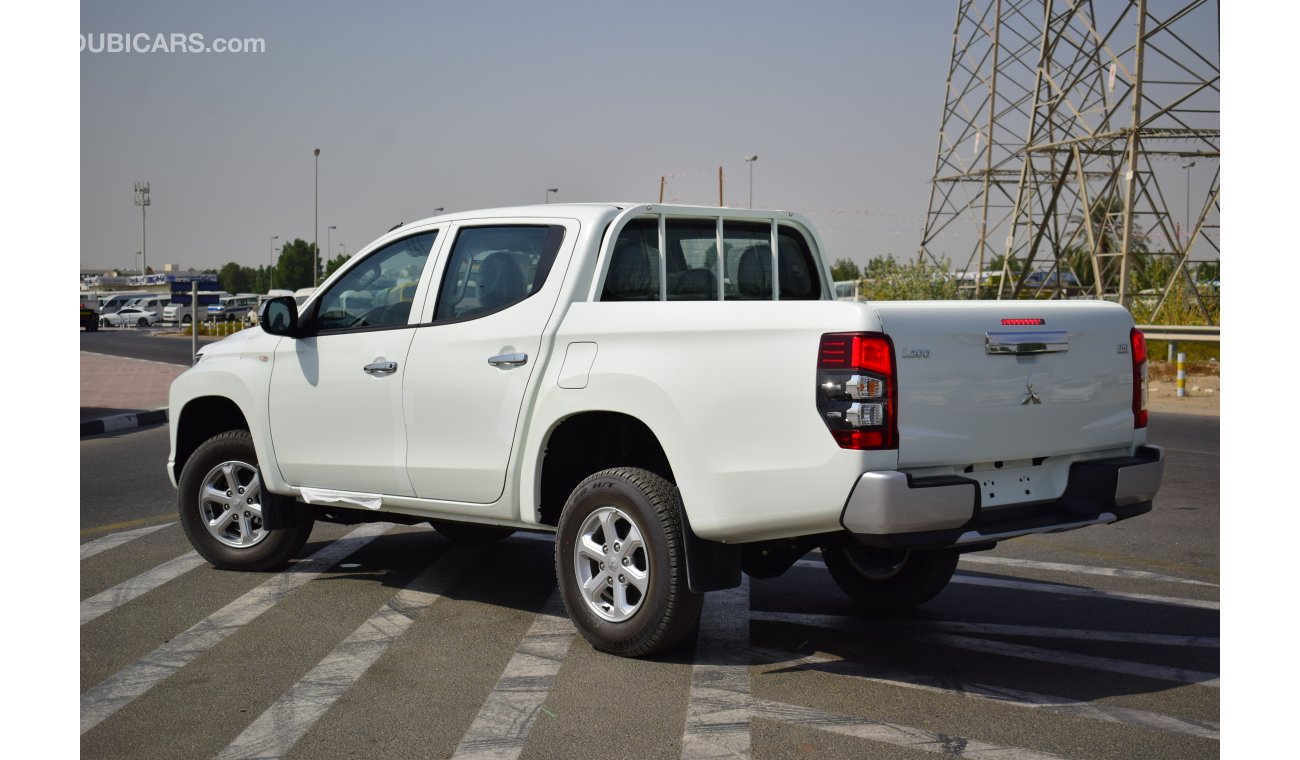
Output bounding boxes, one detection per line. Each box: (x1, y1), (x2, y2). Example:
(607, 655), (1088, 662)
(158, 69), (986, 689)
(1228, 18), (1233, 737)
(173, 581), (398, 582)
(858, 258), (961, 301)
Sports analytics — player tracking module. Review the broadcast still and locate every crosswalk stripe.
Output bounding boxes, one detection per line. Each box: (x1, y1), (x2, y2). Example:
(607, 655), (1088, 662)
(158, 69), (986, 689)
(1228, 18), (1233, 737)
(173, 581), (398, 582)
(451, 589), (575, 760)
(748, 647), (1218, 740)
(681, 577), (752, 760)
(81, 551), (207, 625)
(750, 697), (1075, 759)
(80, 522), (392, 735)
(215, 545), (483, 760)
(958, 555), (1218, 587)
(792, 558), (1217, 610)
(750, 611), (1219, 648)
(80, 523), (173, 560)
(910, 632), (1220, 688)
(948, 575), (1219, 610)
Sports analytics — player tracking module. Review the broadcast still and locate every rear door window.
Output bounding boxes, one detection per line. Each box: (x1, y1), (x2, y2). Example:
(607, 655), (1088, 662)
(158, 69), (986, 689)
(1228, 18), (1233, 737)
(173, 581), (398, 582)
(433, 225), (566, 321)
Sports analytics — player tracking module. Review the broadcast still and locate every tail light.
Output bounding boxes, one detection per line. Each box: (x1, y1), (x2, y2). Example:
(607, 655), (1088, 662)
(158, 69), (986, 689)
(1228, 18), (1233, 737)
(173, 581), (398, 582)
(1131, 327), (1148, 429)
(817, 333), (897, 449)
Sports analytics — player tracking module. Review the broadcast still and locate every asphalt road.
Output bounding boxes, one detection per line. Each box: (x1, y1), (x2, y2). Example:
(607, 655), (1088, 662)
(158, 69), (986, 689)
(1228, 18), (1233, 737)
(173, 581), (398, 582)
(80, 414), (1219, 760)
(81, 327), (221, 366)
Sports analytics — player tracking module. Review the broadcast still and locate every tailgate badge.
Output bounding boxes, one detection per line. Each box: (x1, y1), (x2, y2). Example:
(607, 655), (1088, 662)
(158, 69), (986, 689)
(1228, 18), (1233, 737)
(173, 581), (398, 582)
(1021, 376), (1042, 406)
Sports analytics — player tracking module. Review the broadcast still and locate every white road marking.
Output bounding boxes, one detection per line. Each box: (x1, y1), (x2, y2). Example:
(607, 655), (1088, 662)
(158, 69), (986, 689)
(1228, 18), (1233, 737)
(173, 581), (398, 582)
(948, 575), (1219, 610)
(79, 522), (392, 735)
(81, 551), (207, 625)
(749, 697), (1075, 759)
(910, 632), (1219, 688)
(750, 611), (1219, 648)
(216, 546), (482, 760)
(451, 589), (575, 760)
(957, 555), (1218, 587)
(80, 523), (173, 560)
(681, 577), (752, 760)
(747, 647), (1218, 740)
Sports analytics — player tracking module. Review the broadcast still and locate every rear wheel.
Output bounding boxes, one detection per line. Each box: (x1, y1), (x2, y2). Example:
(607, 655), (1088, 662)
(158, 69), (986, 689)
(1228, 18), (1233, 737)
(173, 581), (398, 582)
(555, 467), (702, 657)
(182, 314), (192, 325)
(820, 542), (958, 611)
(178, 430), (314, 571)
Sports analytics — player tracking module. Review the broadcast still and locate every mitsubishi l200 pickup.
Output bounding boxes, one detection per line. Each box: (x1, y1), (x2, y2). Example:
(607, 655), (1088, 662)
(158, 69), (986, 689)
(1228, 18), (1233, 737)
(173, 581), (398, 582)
(168, 203), (1163, 656)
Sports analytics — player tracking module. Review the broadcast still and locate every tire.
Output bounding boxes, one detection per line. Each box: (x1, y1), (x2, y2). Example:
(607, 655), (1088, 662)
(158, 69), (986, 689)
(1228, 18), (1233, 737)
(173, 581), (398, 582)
(137, 317), (149, 327)
(820, 542), (959, 611)
(100, 318), (110, 328)
(555, 467), (702, 657)
(430, 520), (515, 544)
(182, 314), (192, 325)
(178, 430), (314, 571)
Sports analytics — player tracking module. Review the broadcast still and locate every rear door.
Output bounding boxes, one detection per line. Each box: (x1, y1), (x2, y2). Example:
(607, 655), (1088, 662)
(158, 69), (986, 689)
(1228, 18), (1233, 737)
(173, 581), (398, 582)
(403, 220), (575, 504)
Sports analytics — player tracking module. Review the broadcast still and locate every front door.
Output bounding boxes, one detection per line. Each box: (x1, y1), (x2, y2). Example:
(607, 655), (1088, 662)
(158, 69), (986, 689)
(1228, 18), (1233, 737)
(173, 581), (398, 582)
(269, 229), (441, 496)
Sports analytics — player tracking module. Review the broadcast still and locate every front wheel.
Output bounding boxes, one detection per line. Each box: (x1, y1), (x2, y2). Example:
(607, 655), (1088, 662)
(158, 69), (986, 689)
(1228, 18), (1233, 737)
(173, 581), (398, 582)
(178, 430), (314, 571)
(820, 542), (959, 611)
(556, 468), (702, 657)
(137, 317), (150, 327)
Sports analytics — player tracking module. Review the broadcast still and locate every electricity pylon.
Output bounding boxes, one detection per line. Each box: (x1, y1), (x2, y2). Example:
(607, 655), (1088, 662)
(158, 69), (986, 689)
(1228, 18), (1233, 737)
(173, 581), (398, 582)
(919, 0), (1219, 323)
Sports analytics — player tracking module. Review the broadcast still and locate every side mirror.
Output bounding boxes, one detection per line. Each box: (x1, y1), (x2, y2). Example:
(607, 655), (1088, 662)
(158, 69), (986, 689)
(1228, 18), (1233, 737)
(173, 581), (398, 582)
(260, 296), (301, 337)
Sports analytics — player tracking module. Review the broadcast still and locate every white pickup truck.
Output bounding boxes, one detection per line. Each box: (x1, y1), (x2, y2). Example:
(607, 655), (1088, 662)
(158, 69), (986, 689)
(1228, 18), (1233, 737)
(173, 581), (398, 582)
(167, 203), (1163, 657)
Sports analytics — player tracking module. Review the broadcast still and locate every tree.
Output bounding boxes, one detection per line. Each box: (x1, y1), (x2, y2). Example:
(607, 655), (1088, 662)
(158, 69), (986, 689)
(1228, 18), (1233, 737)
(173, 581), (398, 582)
(830, 258), (862, 281)
(323, 253), (350, 279)
(275, 239), (317, 291)
(864, 254), (900, 279)
(1063, 195), (1151, 291)
(858, 258), (959, 301)
(218, 261), (255, 294)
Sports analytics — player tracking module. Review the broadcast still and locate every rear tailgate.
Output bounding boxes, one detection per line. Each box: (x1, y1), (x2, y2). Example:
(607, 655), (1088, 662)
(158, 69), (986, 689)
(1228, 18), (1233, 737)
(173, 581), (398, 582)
(870, 300), (1138, 469)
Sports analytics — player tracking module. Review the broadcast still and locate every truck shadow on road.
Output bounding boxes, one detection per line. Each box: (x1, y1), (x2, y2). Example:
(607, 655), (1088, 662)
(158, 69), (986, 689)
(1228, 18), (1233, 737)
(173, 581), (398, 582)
(286, 526), (1219, 711)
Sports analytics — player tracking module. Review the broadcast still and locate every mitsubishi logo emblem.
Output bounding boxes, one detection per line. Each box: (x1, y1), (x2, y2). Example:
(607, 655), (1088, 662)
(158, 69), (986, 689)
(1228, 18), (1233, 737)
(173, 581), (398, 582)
(1021, 376), (1042, 406)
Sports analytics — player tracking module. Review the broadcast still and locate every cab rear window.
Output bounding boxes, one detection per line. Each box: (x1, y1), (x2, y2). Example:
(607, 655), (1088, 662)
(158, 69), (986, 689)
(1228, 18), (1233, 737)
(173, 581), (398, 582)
(601, 218), (820, 301)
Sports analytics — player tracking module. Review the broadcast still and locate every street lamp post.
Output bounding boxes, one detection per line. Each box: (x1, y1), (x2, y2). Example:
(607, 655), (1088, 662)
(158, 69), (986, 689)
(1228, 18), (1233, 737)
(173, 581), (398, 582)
(134, 181), (150, 275)
(545, 188), (558, 204)
(743, 155), (758, 209)
(270, 235), (279, 290)
(313, 148), (321, 288)
(328, 226), (336, 273)
(136, 251), (142, 276)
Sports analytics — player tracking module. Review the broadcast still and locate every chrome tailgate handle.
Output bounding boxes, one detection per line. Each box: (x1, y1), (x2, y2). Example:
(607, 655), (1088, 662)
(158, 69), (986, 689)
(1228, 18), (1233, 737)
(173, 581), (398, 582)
(487, 353), (528, 367)
(985, 331), (1069, 355)
(363, 360), (398, 375)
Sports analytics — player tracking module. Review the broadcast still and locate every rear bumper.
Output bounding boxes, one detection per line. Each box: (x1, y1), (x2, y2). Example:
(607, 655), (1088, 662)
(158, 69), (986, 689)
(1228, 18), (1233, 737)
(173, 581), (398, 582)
(840, 445), (1163, 550)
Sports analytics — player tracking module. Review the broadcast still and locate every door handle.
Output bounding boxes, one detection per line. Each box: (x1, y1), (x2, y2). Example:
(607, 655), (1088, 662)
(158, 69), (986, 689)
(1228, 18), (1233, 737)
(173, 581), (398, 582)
(487, 353), (528, 367)
(363, 360), (398, 375)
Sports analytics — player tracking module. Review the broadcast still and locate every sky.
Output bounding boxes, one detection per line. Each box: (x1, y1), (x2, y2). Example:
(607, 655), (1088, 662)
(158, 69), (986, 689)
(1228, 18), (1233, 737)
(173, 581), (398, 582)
(78, 0), (967, 273)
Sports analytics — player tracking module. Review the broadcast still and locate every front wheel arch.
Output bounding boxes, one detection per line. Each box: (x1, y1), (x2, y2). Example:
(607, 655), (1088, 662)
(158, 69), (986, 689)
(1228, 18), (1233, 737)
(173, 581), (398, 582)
(173, 396), (252, 485)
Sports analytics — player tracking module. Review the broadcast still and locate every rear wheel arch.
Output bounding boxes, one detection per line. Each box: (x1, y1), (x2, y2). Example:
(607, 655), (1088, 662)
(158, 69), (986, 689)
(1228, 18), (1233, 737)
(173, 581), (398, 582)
(537, 411), (676, 529)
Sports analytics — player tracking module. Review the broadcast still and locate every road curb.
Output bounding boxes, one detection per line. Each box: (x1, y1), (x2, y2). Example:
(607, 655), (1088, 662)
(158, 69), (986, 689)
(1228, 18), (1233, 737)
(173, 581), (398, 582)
(82, 409), (168, 438)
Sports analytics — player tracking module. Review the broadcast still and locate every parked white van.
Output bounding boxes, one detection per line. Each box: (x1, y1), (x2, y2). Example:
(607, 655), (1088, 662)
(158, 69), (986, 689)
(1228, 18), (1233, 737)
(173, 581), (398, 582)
(99, 291), (154, 316)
